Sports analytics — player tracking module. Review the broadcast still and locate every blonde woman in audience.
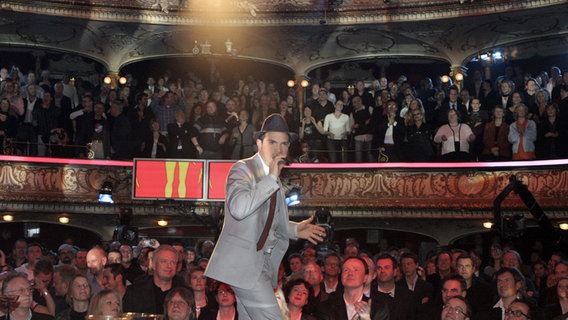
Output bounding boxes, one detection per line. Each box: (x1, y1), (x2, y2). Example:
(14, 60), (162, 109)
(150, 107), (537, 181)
(87, 289), (121, 317)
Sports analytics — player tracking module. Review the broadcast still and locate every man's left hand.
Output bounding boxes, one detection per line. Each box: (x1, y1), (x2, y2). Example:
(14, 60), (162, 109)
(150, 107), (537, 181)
(297, 216), (326, 245)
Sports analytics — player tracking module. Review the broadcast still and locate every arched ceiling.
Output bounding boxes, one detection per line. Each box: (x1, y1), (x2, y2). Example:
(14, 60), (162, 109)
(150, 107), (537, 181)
(0, 0), (566, 75)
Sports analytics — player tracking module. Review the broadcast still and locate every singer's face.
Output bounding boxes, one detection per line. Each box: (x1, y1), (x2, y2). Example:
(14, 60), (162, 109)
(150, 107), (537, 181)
(257, 131), (290, 166)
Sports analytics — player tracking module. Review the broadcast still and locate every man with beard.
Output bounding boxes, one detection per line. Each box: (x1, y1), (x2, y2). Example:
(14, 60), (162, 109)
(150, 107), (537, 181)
(86, 246), (107, 295)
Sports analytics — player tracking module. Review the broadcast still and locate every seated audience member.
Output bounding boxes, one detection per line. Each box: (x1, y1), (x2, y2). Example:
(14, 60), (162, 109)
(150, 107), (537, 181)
(480, 105), (511, 161)
(544, 276), (568, 319)
(87, 289), (122, 317)
(316, 256), (389, 320)
(508, 104), (537, 160)
(56, 275), (91, 320)
(434, 109), (475, 162)
(199, 283), (238, 320)
(1, 273), (54, 320)
(283, 278), (316, 320)
(294, 141), (319, 163)
(123, 245), (183, 314)
(442, 296), (471, 320)
(163, 287), (195, 320)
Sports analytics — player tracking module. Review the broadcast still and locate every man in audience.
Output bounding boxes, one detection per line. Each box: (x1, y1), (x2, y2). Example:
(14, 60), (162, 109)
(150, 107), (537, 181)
(123, 244), (183, 314)
(191, 100), (228, 159)
(1, 273), (54, 320)
(322, 252), (343, 295)
(317, 256), (388, 320)
(399, 252), (433, 316)
(372, 253), (415, 320)
(303, 261), (328, 315)
(86, 246), (107, 295)
(102, 263), (127, 298)
(75, 248), (89, 276)
(56, 244), (76, 266)
(7, 239), (27, 268)
(119, 244), (144, 284)
(15, 242), (43, 280)
(477, 267), (526, 320)
(52, 264), (76, 314)
(455, 254), (493, 317)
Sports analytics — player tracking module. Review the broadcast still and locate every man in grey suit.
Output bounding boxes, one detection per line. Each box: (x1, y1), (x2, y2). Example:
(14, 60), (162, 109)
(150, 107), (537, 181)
(205, 114), (326, 320)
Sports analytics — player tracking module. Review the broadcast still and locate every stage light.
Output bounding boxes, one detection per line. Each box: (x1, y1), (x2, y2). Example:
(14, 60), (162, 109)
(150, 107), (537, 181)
(98, 181), (114, 204)
(59, 216), (70, 224)
(559, 223), (568, 230)
(3, 214), (13, 222)
(483, 221), (493, 229)
(157, 219), (168, 226)
(286, 187), (301, 206)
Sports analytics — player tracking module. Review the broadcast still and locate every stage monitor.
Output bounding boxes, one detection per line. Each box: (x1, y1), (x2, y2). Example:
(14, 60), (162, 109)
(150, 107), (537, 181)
(133, 159), (205, 200)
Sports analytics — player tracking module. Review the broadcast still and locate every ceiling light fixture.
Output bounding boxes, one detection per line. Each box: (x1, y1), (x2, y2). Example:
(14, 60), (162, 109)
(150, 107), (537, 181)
(3, 214), (14, 222)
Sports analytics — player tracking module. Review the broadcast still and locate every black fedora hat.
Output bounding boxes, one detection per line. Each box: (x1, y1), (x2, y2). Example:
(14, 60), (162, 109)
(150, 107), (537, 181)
(254, 113), (298, 142)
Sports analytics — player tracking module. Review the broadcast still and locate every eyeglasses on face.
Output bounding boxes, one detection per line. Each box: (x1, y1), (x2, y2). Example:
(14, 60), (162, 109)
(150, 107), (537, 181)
(442, 304), (468, 317)
(6, 287), (33, 295)
(505, 307), (530, 318)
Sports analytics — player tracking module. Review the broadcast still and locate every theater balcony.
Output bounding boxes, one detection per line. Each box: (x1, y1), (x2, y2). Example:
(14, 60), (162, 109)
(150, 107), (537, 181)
(1, 155), (567, 247)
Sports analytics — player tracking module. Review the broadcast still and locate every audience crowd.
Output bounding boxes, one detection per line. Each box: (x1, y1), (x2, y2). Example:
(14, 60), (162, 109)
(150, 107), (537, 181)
(0, 235), (567, 320)
(0, 63), (567, 162)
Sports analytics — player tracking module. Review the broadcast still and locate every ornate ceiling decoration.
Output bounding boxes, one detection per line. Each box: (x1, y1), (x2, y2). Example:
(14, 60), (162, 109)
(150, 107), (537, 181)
(0, 0), (566, 75)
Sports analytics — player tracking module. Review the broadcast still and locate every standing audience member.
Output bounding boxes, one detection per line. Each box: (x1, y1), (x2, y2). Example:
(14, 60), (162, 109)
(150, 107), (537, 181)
(536, 103), (563, 159)
(544, 276), (568, 319)
(372, 253), (414, 320)
(1, 273), (54, 320)
(108, 99), (132, 160)
(184, 267), (209, 319)
(141, 118), (168, 158)
(350, 96), (374, 162)
(230, 108), (256, 160)
(405, 107), (435, 162)
(167, 110), (194, 158)
(434, 109), (475, 162)
(86, 247), (107, 296)
(192, 101), (228, 159)
(374, 100), (406, 162)
(480, 105), (511, 161)
(52, 265), (76, 315)
(123, 245), (182, 314)
(87, 289), (122, 317)
(509, 104), (537, 160)
(163, 287), (195, 320)
(441, 296), (471, 320)
(101, 263), (127, 298)
(398, 252), (433, 317)
(323, 100), (351, 163)
(299, 106), (326, 161)
(56, 275), (91, 320)
(15, 243), (43, 281)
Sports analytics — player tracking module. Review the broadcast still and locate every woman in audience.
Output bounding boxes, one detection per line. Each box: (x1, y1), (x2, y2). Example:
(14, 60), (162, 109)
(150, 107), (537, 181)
(164, 287), (195, 320)
(323, 100), (351, 163)
(140, 118), (168, 158)
(405, 107), (435, 162)
(467, 98), (489, 160)
(299, 106), (326, 161)
(230, 109), (256, 160)
(483, 243), (503, 278)
(283, 278), (316, 320)
(199, 283), (238, 320)
(87, 289), (121, 317)
(56, 275), (91, 320)
(509, 104), (537, 160)
(434, 109), (475, 161)
(184, 267), (209, 319)
(537, 103), (562, 159)
(480, 105), (511, 161)
(544, 276), (568, 319)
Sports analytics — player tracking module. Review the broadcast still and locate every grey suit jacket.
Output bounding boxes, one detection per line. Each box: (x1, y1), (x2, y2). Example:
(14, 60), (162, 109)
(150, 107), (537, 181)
(205, 154), (298, 290)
